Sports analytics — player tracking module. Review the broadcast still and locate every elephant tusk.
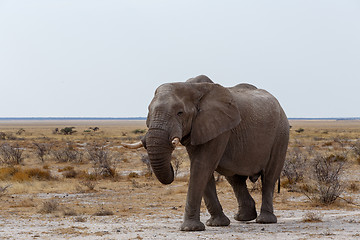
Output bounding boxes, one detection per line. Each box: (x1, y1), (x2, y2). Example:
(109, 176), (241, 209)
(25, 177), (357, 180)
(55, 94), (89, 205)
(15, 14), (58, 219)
(121, 141), (143, 149)
(171, 137), (180, 147)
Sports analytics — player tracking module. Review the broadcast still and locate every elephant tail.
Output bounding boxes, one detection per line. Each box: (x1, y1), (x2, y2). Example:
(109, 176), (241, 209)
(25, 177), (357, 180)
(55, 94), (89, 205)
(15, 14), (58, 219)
(277, 178), (281, 193)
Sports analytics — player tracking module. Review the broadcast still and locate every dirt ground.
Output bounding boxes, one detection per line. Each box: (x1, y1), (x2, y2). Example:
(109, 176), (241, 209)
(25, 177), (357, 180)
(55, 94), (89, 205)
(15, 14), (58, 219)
(0, 120), (359, 239)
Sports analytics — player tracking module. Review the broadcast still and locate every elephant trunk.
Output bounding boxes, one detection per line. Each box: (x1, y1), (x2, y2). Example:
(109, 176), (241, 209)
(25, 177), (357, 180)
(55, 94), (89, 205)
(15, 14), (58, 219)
(146, 128), (175, 185)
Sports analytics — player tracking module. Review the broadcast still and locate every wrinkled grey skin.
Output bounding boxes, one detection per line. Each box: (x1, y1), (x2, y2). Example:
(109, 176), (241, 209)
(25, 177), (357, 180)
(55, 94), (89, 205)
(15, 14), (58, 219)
(142, 75), (289, 231)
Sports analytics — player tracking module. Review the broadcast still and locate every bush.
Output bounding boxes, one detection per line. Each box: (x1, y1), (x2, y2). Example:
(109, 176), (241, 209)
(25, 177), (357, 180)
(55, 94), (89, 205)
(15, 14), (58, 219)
(302, 212), (323, 222)
(132, 129), (146, 134)
(60, 127), (77, 135)
(39, 200), (59, 214)
(282, 147), (307, 188)
(308, 154), (345, 204)
(51, 142), (83, 163)
(140, 154), (152, 177)
(352, 140), (360, 164)
(295, 128), (305, 133)
(33, 142), (52, 163)
(93, 205), (114, 216)
(86, 142), (116, 178)
(0, 143), (24, 165)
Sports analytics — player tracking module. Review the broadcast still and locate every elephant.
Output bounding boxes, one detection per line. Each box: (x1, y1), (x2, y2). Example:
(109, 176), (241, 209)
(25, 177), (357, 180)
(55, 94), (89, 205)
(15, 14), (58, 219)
(122, 75), (289, 231)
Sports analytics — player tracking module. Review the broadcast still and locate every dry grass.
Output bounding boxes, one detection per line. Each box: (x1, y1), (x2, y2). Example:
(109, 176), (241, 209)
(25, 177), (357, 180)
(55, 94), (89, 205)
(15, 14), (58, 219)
(0, 119), (359, 231)
(39, 200), (60, 214)
(302, 211), (323, 222)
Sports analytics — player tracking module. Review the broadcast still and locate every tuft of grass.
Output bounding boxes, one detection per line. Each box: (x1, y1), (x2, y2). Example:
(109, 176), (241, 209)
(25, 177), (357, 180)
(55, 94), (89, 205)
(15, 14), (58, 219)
(348, 182), (359, 192)
(128, 172), (139, 179)
(0, 167), (18, 180)
(0, 185), (11, 197)
(62, 169), (77, 178)
(74, 216), (87, 222)
(25, 168), (52, 180)
(132, 129), (146, 134)
(39, 200), (59, 214)
(302, 211), (323, 222)
(78, 180), (97, 191)
(63, 208), (78, 216)
(0, 166), (52, 181)
(93, 205), (114, 216)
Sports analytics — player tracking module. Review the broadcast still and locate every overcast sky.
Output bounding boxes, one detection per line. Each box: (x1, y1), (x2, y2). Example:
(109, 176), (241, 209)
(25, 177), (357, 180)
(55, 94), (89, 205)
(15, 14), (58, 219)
(0, 0), (359, 118)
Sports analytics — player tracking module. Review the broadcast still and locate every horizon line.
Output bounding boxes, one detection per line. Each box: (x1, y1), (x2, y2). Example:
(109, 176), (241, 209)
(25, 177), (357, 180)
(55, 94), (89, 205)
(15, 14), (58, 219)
(0, 117), (359, 121)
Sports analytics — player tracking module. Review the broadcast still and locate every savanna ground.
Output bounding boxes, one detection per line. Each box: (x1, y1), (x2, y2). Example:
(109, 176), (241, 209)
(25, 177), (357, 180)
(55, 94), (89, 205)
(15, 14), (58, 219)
(0, 119), (359, 240)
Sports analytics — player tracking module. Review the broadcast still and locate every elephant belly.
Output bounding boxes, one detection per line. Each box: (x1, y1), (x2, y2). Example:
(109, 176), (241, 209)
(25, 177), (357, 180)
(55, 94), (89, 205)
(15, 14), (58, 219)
(216, 135), (273, 177)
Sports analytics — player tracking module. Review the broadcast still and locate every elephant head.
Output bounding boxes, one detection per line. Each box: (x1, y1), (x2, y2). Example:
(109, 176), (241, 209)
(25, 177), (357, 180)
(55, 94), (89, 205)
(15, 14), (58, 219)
(123, 76), (241, 185)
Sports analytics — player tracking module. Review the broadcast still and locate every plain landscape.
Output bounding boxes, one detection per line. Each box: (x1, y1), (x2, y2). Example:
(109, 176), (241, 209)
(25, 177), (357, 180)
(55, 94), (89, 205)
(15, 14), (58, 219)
(0, 119), (359, 239)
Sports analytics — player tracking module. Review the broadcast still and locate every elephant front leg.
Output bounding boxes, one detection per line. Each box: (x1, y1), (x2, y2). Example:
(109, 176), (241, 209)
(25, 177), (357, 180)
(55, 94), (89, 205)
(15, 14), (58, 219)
(204, 175), (230, 227)
(180, 166), (208, 231)
(181, 132), (230, 231)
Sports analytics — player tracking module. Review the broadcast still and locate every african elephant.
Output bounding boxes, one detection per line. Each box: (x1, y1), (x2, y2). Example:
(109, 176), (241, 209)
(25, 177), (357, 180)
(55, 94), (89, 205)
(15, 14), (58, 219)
(122, 75), (289, 231)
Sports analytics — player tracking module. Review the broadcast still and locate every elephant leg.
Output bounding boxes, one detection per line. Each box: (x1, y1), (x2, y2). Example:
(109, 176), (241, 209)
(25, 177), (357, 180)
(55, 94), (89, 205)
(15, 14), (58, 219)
(203, 175), (230, 227)
(226, 175), (257, 221)
(256, 137), (288, 224)
(181, 132), (230, 231)
(256, 176), (277, 223)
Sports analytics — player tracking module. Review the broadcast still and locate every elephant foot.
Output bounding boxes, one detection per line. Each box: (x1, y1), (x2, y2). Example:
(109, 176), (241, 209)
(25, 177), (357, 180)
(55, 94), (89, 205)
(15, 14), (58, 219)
(180, 220), (205, 231)
(234, 207), (257, 222)
(256, 210), (277, 224)
(206, 213), (230, 227)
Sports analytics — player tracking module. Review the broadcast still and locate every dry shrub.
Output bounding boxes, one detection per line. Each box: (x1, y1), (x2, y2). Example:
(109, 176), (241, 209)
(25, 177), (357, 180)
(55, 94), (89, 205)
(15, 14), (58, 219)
(76, 170), (97, 181)
(172, 151), (186, 177)
(128, 172), (139, 179)
(74, 216), (87, 222)
(33, 142), (52, 163)
(0, 143), (24, 165)
(303, 154), (345, 205)
(0, 185), (10, 197)
(140, 154), (152, 177)
(302, 211), (323, 222)
(86, 142), (117, 178)
(51, 142), (83, 163)
(25, 168), (52, 180)
(93, 205), (114, 216)
(348, 182), (359, 192)
(59, 166), (77, 178)
(39, 200), (59, 214)
(282, 147), (307, 189)
(352, 140), (360, 164)
(63, 169), (77, 178)
(63, 208), (78, 216)
(78, 180), (97, 191)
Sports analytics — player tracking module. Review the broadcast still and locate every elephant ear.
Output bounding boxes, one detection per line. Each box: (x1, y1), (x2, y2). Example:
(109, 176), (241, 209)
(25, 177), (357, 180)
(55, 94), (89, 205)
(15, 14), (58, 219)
(191, 83), (241, 145)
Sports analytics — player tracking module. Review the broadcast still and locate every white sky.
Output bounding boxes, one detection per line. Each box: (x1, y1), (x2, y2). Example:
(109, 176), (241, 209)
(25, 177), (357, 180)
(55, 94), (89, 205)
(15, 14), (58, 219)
(0, 0), (359, 118)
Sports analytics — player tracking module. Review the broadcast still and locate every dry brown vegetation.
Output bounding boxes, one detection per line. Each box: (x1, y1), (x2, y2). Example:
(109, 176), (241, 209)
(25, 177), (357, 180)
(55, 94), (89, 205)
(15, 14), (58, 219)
(0, 119), (359, 239)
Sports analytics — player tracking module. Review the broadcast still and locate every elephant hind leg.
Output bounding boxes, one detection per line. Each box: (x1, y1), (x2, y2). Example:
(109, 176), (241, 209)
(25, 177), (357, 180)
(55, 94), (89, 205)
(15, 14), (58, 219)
(257, 135), (288, 224)
(256, 176), (277, 223)
(226, 175), (257, 221)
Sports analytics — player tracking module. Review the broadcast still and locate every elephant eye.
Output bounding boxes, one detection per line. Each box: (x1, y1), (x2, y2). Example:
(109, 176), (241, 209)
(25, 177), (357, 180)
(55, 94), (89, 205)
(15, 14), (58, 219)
(177, 111), (183, 116)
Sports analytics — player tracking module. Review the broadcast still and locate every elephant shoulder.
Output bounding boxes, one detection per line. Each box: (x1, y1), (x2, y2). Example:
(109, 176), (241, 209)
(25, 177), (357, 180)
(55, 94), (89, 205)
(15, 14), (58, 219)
(186, 75), (214, 83)
(233, 83), (258, 90)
